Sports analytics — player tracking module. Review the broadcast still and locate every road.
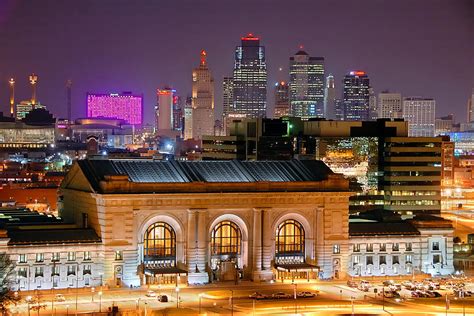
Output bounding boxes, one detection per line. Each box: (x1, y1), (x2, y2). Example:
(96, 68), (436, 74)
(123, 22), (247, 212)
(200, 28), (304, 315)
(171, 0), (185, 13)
(9, 279), (474, 315)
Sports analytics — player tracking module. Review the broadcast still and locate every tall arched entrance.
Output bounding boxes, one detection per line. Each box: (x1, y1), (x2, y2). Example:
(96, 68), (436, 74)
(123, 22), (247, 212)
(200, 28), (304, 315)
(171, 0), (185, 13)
(143, 222), (185, 285)
(274, 219), (317, 281)
(210, 220), (242, 282)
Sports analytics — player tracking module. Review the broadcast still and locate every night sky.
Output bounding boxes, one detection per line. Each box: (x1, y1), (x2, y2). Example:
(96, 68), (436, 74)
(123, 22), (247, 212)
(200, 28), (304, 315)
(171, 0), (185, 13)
(0, 0), (472, 124)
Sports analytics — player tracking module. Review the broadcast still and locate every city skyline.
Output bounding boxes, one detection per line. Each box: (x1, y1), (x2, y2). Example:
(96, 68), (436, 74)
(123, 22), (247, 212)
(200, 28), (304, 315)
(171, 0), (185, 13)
(0, 0), (472, 125)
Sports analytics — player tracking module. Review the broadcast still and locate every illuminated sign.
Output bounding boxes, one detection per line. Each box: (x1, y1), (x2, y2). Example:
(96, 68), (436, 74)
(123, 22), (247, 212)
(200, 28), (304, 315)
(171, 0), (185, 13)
(86, 93), (143, 125)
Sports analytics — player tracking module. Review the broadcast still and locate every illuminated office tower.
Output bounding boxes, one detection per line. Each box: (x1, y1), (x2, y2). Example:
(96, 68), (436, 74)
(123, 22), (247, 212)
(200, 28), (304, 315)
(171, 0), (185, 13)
(156, 88), (174, 132)
(184, 96), (193, 139)
(369, 88), (377, 120)
(232, 34), (267, 118)
(402, 97), (436, 137)
(29, 73), (38, 106)
(467, 88), (474, 122)
(273, 81), (289, 118)
(324, 74), (336, 119)
(289, 49), (325, 118)
(222, 77), (234, 117)
(192, 50), (215, 139)
(9, 78), (15, 117)
(87, 92), (143, 125)
(378, 91), (402, 119)
(343, 71), (370, 121)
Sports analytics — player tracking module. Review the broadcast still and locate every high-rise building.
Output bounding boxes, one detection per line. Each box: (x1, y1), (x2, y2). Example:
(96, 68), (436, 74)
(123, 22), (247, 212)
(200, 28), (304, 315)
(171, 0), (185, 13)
(29, 74), (38, 106)
(87, 92), (143, 125)
(467, 88), (474, 122)
(402, 97), (436, 137)
(289, 49), (324, 118)
(232, 34), (267, 118)
(324, 74), (336, 119)
(378, 91), (402, 119)
(172, 94), (183, 131)
(334, 99), (344, 121)
(184, 96), (193, 139)
(369, 88), (377, 120)
(191, 50), (215, 139)
(435, 114), (454, 136)
(222, 77), (234, 117)
(342, 71), (370, 121)
(273, 81), (289, 118)
(156, 88), (175, 132)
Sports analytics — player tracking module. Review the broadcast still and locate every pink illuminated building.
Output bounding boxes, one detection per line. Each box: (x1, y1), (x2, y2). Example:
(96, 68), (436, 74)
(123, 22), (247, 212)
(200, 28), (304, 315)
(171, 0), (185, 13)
(87, 92), (143, 125)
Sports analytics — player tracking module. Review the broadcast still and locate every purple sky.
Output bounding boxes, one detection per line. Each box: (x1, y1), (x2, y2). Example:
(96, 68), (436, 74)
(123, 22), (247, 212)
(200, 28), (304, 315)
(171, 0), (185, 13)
(0, 0), (472, 124)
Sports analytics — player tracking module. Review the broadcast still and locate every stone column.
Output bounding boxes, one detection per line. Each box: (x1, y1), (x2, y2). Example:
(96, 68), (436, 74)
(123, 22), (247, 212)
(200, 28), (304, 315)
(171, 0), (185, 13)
(259, 208), (274, 281)
(251, 208), (262, 280)
(186, 209), (209, 284)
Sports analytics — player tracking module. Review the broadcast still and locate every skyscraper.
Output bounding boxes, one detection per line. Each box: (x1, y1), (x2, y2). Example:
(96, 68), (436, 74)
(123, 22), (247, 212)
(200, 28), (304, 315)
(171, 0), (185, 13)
(273, 81), (289, 118)
(156, 88), (174, 132)
(369, 88), (377, 120)
(184, 96), (193, 139)
(402, 97), (436, 137)
(289, 49), (324, 118)
(324, 74), (336, 119)
(8, 78), (15, 117)
(222, 77), (234, 118)
(191, 50), (215, 139)
(342, 71), (370, 121)
(378, 91), (402, 119)
(232, 34), (267, 118)
(467, 88), (474, 122)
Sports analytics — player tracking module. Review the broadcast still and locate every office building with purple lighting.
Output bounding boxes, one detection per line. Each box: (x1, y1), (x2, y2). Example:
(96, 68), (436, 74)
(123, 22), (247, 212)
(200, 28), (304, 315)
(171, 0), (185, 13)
(86, 92), (143, 125)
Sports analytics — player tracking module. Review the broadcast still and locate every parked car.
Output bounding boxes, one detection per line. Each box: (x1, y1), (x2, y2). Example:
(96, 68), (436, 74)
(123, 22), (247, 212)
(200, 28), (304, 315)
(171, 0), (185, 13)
(158, 295), (168, 302)
(146, 290), (156, 297)
(297, 291), (316, 298)
(272, 292), (292, 299)
(347, 280), (358, 288)
(249, 292), (267, 300)
(55, 294), (65, 302)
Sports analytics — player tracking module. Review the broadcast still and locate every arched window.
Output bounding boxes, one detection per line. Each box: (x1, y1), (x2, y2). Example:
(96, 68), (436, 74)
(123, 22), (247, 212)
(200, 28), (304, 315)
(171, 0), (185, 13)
(275, 219), (305, 260)
(211, 221), (241, 256)
(144, 222), (176, 260)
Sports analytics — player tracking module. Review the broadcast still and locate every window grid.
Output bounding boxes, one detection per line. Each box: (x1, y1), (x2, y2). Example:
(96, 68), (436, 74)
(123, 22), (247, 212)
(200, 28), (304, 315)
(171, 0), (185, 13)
(144, 222), (176, 260)
(275, 219), (305, 257)
(211, 221), (242, 256)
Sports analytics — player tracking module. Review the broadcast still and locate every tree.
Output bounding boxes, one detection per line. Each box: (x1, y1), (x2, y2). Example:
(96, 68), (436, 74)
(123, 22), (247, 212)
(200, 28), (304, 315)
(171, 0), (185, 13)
(0, 253), (20, 312)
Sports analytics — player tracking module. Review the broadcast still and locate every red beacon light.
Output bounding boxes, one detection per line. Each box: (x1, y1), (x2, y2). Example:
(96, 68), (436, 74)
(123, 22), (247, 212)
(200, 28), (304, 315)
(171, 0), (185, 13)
(241, 33), (260, 41)
(350, 71), (366, 76)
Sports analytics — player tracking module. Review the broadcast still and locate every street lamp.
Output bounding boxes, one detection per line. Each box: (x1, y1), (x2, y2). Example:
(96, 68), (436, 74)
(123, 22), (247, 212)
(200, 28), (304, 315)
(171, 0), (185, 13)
(98, 291), (102, 313)
(230, 290), (234, 316)
(175, 286), (180, 308)
(66, 304), (69, 316)
(199, 293), (203, 314)
(351, 296), (355, 316)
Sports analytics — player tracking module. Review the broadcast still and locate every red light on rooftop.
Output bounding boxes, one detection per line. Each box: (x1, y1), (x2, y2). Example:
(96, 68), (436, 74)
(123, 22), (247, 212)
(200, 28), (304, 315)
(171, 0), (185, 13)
(241, 33), (260, 41)
(350, 71), (366, 76)
(299, 44), (304, 49)
(157, 90), (172, 95)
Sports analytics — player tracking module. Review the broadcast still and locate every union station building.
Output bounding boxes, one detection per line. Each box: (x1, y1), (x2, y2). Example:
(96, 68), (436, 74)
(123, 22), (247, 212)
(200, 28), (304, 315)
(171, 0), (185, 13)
(0, 158), (454, 290)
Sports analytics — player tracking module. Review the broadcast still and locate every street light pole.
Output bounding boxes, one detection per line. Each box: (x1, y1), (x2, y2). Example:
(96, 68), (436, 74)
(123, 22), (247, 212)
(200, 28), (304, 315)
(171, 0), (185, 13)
(175, 286), (180, 308)
(199, 293), (203, 314)
(382, 284), (385, 312)
(231, 290), (234, 316)
(294, 283), (297, 315)
(351, 296), (355, 316)
(98, 291), (102, 313)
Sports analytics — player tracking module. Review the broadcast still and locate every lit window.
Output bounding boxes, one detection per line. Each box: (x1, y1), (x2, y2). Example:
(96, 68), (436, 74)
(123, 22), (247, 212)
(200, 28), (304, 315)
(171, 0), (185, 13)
(115, 251), (123, 261)
(18, 267), (27, 278)
(52, 253), (60, 262)
(432, 242), (440, 251)
(333, 244), (340, 254)
(433, 255), (441, 264)
(19, 254), (27, 263)
(353, 244), (360, 252)
(380, 244), (386, 252)
(392, 243), (399, 251)
(83, 251), (91, 261)
(367, 244), (373, 252)
(52, 265), (60, 276)
(36, 253), (44, 263)
(144, 222), (176, 262)
(406, 254), (412, 264)
(35, 267), (43, 278)
(67, 265), (76, 276)
(406, 243), (412, 251)
(379, 255), (386, 265)
(353, 255), (360, 265)
(275, 219), (305, 262)
(67, 252), (76, 261)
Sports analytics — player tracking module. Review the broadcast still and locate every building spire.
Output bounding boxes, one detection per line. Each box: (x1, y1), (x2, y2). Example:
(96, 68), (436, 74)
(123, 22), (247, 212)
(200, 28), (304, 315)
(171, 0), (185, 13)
(200, 50), (207, 67)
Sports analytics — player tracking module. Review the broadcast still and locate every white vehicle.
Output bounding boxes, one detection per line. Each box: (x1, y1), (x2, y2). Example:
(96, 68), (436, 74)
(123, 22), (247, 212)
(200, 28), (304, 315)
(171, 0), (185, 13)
(146, 290), (156, 297)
